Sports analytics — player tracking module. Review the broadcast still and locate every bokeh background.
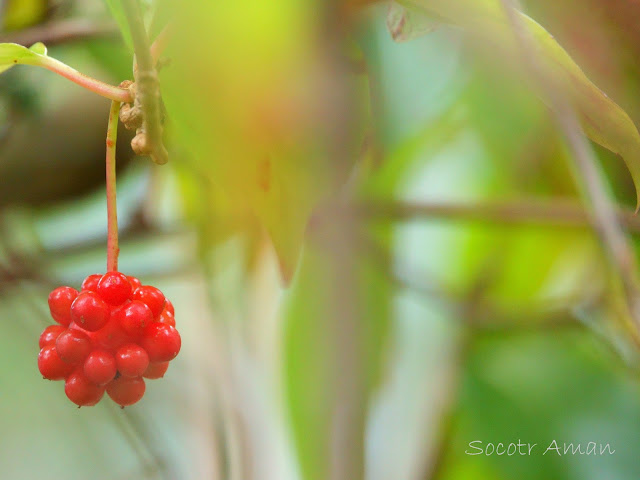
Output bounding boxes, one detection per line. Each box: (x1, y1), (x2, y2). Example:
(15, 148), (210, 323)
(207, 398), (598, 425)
(2, 0), (640, 479)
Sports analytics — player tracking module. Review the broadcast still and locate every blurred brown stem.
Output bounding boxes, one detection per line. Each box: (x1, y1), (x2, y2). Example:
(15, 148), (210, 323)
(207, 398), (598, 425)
(0, 19), (118, 46)
(358, 198), (640, 232)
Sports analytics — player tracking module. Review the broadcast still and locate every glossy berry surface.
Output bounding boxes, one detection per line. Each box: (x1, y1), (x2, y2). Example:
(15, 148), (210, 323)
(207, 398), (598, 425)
(48, 287), (79, 326)
(65, 371), (105, 406)
(131, 286), (166, 319)
(56, 329), (92, 365)
(114, 301), (153, 337)
(140, 323), (181, 362)
(84, 350), (117, 385)
(143, 361), (169, 379)
(107, 376), (146, 407)
(81, 274), (102, 292)
(39, 272), (180, 407)
(39, 325), (66, 348)
(157, 309), (176, 327)
(70, 292), (110, 331)
(98, 271), (132, 306)
(38, 345), (74, 380)
(115, 344), (149, 378)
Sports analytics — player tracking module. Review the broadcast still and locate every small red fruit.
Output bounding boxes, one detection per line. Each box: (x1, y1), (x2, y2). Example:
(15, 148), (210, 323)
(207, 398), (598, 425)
(38, 345), (74, 380)
(164, 299), (175, 316)
(115, 344), (149, 378)
(65, 371), (105, 406)
(84, 350), (117, 385)
(48, 287), (78, 326)
(97, 271), (132, 306)
(81, 274), (102, 292)
(157, 309), (175, 327)
(127, 276), (142, 290)
(107, 376), (146, 407)
(39, 325), (66, 348)
(140, 323), (181, 362)
(143, 361), (169, 379)
(132, 286), (165, 319)
(56, 329), (92, 365)
(114, 301), (153, 337)
(70, 292), (110, 331)
(91, 314), (130, 351)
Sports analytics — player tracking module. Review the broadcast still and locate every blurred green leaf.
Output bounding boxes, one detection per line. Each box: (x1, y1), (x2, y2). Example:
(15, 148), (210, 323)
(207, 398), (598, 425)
(2, 0), (47, 31)
(104, 0), (135, 50)
(396, 0), (640, 207)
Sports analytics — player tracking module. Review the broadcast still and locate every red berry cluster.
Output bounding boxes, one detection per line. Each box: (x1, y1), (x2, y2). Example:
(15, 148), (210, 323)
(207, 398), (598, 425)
(38, 272), (180, 407)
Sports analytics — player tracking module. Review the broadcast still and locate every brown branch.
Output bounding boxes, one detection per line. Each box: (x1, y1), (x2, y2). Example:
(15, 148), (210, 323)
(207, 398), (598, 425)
(0, 19), (118, 46)
(357, 198), (640, 233)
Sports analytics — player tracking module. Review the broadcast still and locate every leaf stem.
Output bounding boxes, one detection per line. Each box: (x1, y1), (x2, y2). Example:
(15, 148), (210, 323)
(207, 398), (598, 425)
(38, 55), (132, 102)
(106, 100), (121, 272)
(150, 24), (171, 66)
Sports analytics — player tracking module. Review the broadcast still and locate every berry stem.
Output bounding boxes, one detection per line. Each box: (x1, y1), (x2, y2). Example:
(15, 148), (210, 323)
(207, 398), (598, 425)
(106, 100), (121, 272)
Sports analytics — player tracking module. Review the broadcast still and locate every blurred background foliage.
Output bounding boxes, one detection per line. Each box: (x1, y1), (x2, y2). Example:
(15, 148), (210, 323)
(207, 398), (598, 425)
(1, 0), (640, 479)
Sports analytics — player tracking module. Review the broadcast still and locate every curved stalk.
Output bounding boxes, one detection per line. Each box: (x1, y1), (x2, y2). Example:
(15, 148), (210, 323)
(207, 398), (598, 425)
(39, 56), (132, 103)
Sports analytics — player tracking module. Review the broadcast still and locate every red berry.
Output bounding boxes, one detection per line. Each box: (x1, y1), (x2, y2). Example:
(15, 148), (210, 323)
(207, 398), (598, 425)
(143, 361), (169, 379)
(140, 323), (181, 362)
(114, 301), (153, 337)
(164, 299), (175, 316)
(107, 376), (146, 407)
(81, 274), (102, 292)
(127, 276), (142, 290)
(38, 345), (74, 380)
(84, 350), (117, 385)
(132, 286), (166, 319)
(70, 292), (110, 331)
(91, 314), (129, 351)
(39, 325), (66, 348)
(56, 329), (92, 365)
(157, 309), (176, 327)
(97, 271), (132, 306)
(48, 287), (78, 326)
(65, 371), (105, 406)
(115, 344), (149, 378)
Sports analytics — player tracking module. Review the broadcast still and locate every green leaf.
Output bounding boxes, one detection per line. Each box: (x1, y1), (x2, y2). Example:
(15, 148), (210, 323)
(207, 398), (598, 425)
(103, 0), (134, 50)
(0, 42), (47, 75)
(283, 244), (390, 480)
(396, 0), (640, 207)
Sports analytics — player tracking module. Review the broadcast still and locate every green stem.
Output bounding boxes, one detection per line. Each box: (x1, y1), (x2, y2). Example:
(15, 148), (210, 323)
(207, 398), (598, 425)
(106, 100), (121, 272)
(121, 0), (168, 165)
(38, 56), (132, 103)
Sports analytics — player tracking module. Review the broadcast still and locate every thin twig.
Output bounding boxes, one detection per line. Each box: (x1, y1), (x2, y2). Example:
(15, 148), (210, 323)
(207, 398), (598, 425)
(499, 0), (640, 340)
(121, 0), (168, 165)
(0, 19), (118, 46)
